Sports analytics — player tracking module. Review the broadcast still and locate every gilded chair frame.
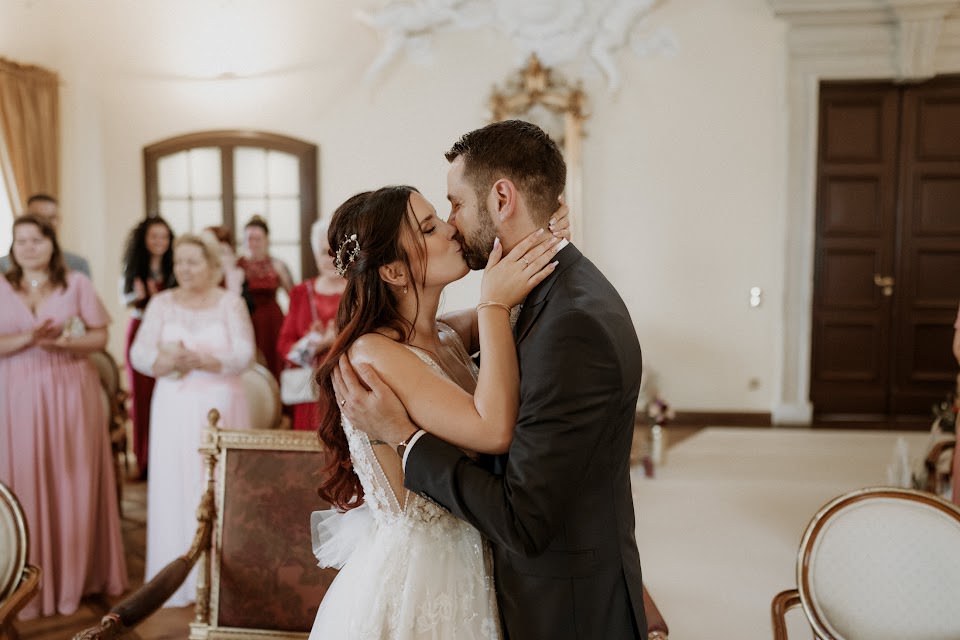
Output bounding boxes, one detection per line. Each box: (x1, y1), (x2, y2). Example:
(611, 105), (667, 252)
(489, 54), (588, 243)
(0, 482), (41, 640)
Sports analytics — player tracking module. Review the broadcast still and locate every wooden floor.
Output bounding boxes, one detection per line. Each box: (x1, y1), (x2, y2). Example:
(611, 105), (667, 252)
(10, 423), (699, 640)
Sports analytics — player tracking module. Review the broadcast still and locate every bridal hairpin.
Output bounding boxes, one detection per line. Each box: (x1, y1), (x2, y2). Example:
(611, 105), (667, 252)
(335, 233), (361, 277)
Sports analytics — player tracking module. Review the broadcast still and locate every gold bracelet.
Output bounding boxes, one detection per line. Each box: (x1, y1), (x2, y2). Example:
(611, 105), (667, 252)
(476, 301), (511, 313)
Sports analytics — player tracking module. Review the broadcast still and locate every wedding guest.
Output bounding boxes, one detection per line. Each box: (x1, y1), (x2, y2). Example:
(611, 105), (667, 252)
(119, 216), (175, 480)
(130, 232), (255, 607)
(1, 194), (90, 276)
(204, 225), (254, 313)
(0, 213), (127, 619)
(954, 300), (960, 367)
(237, 215), (293, 380)
(276, 218), (344, 430)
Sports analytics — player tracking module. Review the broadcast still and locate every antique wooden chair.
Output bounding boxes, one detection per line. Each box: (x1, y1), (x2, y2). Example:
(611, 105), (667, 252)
(0, 482), (41, 640)
(89, 350), (130, 502)
(240, 363), (283, 430)
(771, 487), (960, 639)
(75, 410), (335, 639)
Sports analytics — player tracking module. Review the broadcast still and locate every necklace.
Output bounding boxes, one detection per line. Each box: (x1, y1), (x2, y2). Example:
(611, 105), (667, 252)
(27, 277), (48, 290)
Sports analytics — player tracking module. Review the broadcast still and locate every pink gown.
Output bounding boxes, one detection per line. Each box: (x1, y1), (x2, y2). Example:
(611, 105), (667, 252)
(129, 289), (254, 607)
(0, 272), (128, 619)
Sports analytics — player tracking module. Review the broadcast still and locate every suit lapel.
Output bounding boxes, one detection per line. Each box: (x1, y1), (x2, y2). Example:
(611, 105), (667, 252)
(513, 243), (581, 345)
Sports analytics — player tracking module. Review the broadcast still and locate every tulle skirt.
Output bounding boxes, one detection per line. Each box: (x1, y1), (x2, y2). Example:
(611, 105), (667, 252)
(309, 503), (501, 640)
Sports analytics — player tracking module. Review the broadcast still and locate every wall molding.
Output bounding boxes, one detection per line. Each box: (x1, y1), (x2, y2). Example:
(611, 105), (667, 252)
(768, 0), (960, 425)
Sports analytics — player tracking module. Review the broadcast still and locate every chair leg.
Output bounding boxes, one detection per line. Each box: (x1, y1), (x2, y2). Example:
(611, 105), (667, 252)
(771, 589), (801, 640)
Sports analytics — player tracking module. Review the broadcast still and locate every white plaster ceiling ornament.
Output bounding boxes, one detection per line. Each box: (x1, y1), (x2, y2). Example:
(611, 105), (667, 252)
(356, 0), (677, 91)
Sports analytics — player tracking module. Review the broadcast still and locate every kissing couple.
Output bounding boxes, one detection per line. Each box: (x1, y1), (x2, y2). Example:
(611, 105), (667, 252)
(309, 119), (647, 640)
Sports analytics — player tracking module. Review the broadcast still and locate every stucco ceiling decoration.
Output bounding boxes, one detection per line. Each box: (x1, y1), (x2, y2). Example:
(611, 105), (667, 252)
(356, 0), (677, 91)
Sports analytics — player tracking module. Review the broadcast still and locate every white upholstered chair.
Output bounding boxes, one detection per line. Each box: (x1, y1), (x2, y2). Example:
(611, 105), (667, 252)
(771, 486), (960, 640)
(0, 482), (40, 640)
(240, 363), (282, 429)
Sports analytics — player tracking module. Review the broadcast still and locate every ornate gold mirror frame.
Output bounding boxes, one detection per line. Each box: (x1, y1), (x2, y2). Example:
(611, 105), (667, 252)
(490, 54), (588, 242)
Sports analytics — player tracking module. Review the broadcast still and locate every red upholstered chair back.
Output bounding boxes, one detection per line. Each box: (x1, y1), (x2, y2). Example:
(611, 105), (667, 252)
(192, 428), (337, 637)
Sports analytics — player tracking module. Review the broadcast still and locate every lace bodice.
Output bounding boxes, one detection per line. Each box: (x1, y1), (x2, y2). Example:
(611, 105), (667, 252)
(343, 322), (478, 528)
(310, 322), (499, 640)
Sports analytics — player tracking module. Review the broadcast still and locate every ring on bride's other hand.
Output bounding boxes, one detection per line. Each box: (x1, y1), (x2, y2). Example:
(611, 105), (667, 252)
(340, 399), (346, 407)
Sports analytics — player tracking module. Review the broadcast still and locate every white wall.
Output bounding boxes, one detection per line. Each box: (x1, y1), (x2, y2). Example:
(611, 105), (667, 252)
(0, 0), (787, 413)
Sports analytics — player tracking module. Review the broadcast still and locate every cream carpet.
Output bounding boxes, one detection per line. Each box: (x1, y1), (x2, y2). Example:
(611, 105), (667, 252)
(632, 426), (934, 639)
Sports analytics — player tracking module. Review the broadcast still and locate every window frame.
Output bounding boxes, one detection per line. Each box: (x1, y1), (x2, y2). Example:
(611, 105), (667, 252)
(143, 130), (319, 278)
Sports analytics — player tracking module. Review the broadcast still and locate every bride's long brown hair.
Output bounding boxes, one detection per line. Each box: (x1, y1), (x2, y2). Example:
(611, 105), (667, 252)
(315, 185), (427, 510)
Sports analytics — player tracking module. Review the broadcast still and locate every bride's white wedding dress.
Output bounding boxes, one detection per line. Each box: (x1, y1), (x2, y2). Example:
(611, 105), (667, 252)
(308, 325), (501, 640)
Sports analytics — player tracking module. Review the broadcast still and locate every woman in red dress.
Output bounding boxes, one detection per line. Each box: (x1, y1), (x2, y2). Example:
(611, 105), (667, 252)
(237, 215), (293, 380)
(120, 216), (175, 480)
(277, 219), (345, 430)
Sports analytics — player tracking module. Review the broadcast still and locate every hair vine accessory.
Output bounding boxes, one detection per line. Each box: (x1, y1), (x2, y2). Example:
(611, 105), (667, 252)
(334, 233), (361, 277)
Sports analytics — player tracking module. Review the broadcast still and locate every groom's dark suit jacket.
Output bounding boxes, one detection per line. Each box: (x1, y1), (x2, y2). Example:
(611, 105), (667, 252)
(405, 244), (646, 639)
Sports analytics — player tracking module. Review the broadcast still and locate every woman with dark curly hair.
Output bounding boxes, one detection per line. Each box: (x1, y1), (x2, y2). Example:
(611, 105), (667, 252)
(119, 216), (175, 479)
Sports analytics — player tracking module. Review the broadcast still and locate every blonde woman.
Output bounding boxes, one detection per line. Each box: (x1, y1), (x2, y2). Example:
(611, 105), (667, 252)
(130, 233), (255, 607)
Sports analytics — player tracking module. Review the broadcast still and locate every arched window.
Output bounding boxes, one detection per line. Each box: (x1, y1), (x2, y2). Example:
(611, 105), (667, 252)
(144, 130), (318, 281)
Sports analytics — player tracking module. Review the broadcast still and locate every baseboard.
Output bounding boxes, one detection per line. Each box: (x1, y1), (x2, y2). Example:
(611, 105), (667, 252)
(635, 410), (772, 427)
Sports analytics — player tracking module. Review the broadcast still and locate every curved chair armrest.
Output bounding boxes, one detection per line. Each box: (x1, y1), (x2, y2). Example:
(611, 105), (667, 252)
(643, 585), (669, 638)
(0, 565), (41, 628)
(73, 488), (215, 640)
(771, 589), (801, 640)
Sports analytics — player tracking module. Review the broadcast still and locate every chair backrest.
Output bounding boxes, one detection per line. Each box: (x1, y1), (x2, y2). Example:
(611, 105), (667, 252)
(240, 363), (282, 429)
(193, 423), (336, 636)
(796, 487), (960, 640)
(0, 482), (27, 604)
(89, 350), (120, 398)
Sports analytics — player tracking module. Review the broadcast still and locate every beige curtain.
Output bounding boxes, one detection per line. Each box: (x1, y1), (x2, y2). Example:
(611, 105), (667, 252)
(0, 57), (59, 213)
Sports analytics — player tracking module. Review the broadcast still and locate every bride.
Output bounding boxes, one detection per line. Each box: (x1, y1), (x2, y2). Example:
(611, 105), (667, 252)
(309, 185), (565, 639)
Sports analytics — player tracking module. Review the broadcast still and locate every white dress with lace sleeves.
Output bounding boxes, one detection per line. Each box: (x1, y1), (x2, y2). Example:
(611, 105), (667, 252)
(138, 289), (254, 608)
(309, 323), (501, 640)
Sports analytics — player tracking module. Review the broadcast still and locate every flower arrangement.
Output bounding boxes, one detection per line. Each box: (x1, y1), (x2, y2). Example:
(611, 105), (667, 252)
(932, 393), (959, 434)
(646, 395), (675, 426)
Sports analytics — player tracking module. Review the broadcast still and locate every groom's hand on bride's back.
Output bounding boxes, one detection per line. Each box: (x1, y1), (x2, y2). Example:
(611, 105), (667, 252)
(333, 355), (417, 447)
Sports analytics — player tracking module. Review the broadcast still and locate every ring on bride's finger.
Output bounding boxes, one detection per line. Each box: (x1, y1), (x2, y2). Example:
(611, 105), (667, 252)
(521, 258), (529, 267)
(340, 398), (347, 407)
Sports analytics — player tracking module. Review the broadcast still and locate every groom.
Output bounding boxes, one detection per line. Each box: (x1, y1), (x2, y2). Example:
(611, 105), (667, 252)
(334, 119), (647, 639)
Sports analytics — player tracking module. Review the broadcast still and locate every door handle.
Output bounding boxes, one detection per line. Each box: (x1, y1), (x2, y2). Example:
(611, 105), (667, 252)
(873, 274), (895, 297)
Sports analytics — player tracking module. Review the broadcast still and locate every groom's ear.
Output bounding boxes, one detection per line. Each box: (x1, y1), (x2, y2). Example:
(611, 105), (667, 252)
(490, 178), (518, 222)
(378, 261), (407, 288)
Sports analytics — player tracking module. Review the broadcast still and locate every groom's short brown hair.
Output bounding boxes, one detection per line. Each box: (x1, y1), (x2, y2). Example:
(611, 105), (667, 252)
(445, 120), (566, 226)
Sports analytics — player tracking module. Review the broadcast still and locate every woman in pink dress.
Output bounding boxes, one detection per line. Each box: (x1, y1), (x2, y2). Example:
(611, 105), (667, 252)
(120, 216), (175, 480)
(277, 219), (345, 430)
(130, 232), (255, 608)
(237, 215), (293, 380)
(0, 213), (128, 619)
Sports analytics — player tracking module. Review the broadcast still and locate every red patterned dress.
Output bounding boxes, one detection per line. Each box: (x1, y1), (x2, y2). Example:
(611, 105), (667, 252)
(124, 275), (168, 479)
(277, 280), (341, 430)
(238, 256), (285, 380)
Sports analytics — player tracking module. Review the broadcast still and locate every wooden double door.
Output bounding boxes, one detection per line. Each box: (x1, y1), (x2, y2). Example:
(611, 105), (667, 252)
(811, 77), (960, 419)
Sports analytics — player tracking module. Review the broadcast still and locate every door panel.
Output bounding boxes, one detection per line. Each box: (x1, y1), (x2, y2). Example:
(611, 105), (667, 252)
(811, 85), (899, 415)
(812, 77), (960, 419)
(893, 80), (960, 413)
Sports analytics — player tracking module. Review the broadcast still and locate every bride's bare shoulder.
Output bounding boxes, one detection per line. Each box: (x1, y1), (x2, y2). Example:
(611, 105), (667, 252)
(348, 332), (402, 366)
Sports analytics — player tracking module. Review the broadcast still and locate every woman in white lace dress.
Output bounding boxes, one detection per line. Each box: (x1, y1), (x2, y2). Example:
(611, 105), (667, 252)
(309, 186), (563, 639)
(130, 233), (255, 607)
